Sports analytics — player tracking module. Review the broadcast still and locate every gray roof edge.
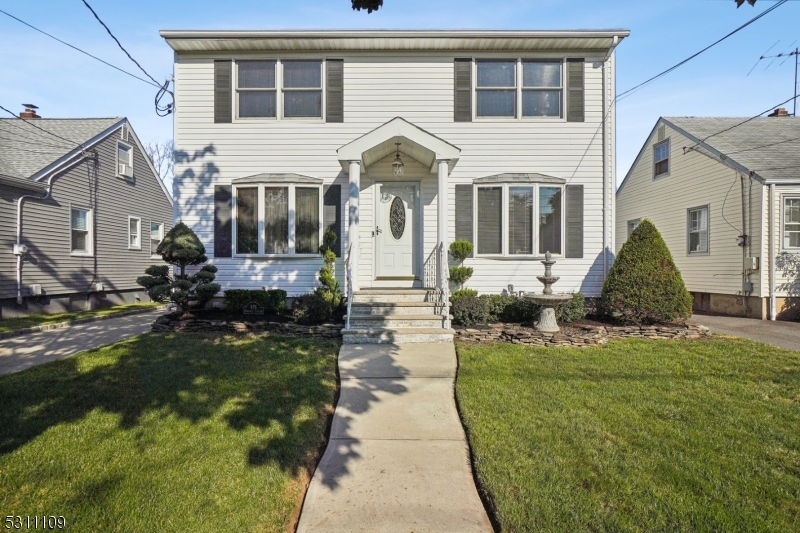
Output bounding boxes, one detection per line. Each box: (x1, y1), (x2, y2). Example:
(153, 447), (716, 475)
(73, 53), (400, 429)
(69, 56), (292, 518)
(0, 174), (48, 193)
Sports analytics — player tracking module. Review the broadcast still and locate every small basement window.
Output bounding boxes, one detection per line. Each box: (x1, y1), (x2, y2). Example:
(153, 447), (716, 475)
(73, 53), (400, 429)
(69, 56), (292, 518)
(654, 140), (670, 178)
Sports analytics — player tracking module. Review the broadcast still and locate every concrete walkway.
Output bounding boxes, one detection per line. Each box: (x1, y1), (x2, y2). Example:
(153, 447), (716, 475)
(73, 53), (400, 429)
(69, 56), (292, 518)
(687, 314), (800, 351)
(0, 310), (162, 376)
(297, 343), (493, 533)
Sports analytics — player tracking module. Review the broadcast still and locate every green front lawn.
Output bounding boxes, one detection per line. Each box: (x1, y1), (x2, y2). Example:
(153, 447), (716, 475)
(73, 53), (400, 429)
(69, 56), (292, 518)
(0, 333), (338, 533)
(0, 302), (161, 333)
(457, 339), (800, 533)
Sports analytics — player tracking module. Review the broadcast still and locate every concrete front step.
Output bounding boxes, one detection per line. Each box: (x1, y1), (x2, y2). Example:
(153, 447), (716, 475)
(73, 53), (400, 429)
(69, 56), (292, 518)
(352, 289), (440, 304)
(350, 301), (444, 316)
(348, 314), (446, 329)
(342, 327), (455, 344)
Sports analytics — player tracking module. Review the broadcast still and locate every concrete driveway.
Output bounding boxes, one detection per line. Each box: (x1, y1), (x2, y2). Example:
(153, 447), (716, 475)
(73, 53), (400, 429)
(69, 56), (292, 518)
(687, 314), (800, 351)
(0, 310), (161, 376)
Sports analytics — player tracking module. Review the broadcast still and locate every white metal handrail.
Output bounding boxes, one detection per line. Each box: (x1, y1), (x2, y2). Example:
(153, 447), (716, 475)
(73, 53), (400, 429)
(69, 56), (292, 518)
(345, 243), (353, 330)
(439, 242), (451, 330)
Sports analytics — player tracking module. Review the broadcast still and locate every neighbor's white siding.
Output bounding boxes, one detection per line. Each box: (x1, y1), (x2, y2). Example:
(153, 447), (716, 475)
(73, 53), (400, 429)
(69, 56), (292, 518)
(616, 122), (764, 297)
(763, 184), (800, 297)
(174, 52), (615, 296)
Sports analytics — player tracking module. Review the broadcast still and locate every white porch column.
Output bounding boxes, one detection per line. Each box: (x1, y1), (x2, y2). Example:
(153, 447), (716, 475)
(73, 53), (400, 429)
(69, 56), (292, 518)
(348, 160), (361, 292)
(437, 159), (450, 289)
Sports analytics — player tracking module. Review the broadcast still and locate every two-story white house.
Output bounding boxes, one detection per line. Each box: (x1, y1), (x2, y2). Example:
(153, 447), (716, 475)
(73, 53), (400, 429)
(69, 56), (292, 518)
(160, 29), (628, 342)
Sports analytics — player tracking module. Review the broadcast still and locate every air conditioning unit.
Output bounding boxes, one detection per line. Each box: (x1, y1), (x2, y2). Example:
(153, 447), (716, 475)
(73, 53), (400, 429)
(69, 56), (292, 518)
(118, 163), (133, 178)
(29, 284), (42, 296)
(93, 282), (104, 292)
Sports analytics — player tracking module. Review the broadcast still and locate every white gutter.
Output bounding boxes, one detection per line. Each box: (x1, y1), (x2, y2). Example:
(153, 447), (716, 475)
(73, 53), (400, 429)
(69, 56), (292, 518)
(159, 29), (631, 40)
(602, 35), (621, 279)
(769, 183), (776, 320)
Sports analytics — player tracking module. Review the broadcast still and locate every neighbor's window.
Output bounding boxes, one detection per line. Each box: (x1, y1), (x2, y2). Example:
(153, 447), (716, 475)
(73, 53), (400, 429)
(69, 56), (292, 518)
(128, 217), (141, 250)
(476, 184), (564, 257)
(476, 61), (516, 117)
(784, 198), (800, 249)
(522, 61), (562, 117)
(117, 141), (133, 178)
(654, 140), (670, 177)
(237, 60), (277, 118)
(477, 187), (503, 254)
(282, 61), (322, 118)
(150, 222), (164, 256)
(627, 218), (641, 237)
(71, 207), (91, 255)
(687, 206), (709, 254)
(234, 183), (321, 256)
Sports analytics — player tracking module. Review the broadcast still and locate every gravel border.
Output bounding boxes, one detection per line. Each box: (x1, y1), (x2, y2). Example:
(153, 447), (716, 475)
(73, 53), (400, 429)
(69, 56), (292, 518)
(0, 306), (167, 340)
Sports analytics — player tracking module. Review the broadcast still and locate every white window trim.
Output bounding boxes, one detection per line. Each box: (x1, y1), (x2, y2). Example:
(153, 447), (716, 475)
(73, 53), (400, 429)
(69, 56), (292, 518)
(473, 183), (565, 259)
(234, 58), (326, 122)
(150, 221), (164, 258)
(116, 140), (134, 180)
(686, 204), (710, 256)
(473, 57), (565, 122)
(653, 139), (670, 179)
(627, 218), (641, 237)
(69, 205), (93, 257)
(232, 182), (324, 258)
(781, 195), (800, 251)
(128, 216), (142, 250)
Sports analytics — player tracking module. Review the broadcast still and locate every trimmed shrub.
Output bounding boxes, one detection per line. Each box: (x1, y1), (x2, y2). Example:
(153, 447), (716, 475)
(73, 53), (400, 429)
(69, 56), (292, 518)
(451, 295), (489, 326)
(315, 231), (343, 310)
(448, 266), (474, 287)
(449, 240), (473, 263)
(556, 292), (586, 324)
(451, 289), (478, 301)
(224, 289), (287, 314)
(293, 293), (332, 325)
(600, 219), (692, 324)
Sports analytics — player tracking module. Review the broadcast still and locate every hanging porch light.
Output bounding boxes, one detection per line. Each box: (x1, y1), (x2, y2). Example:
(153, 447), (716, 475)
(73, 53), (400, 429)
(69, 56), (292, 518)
(392, 142), (404, 177)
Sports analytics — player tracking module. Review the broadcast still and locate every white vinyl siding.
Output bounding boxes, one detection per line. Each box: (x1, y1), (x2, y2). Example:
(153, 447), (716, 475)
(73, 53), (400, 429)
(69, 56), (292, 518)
(687, 206), (709, 255)
(173, 51), (613, 296)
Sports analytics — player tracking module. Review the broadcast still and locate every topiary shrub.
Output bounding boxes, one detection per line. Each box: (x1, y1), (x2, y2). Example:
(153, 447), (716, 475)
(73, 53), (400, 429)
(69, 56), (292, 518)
(293, 293), (332, 325)
(449, 240), (474, 289)
(600, 220), (692, 324)
(224, 289), (287, 314)
(451, 295), (488, 326)
(315, 230), (343, 310)
(451, 289), (478, 301)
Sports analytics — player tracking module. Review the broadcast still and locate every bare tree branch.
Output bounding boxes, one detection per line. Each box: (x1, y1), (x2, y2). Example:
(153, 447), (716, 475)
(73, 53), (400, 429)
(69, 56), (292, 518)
(144, 139), (174, 192)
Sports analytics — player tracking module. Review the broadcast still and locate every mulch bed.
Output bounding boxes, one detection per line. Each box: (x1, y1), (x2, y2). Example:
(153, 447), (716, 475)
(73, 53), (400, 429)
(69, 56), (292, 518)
(152, 310), (342, 339)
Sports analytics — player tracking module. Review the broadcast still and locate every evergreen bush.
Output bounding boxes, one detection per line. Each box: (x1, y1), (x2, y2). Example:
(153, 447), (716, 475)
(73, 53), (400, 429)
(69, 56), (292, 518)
(293, 293), (332, 325)
(315, 230), (343, 310)
(451, 289), (478, 301)
(451, 295), (489, 326)
(600, 220), (692, 324)
(448, 240), (474, 289)
(224, 289), (287, 314)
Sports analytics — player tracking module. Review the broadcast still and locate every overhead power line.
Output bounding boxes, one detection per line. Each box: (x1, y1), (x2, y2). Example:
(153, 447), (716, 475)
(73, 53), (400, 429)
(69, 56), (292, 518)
(80, 0), (174, 117)
(0, 8), (160, 89)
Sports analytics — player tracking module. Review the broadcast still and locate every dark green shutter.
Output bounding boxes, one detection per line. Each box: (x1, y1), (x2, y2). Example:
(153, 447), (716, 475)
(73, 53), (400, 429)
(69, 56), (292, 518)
(565, 185), (583, 258)
(323, 185), (342, 257)
(214, 185), (232, 257)
(454, 58), (472, 122)
(455, 185), (473, 246)
(566, 58), (584, 123)
(214, 60), (232, 124)
(326, 59), (344, 123)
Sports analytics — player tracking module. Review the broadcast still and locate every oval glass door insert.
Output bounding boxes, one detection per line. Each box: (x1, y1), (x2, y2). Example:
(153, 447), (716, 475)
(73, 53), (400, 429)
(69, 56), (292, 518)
(389, 196), (406, 240)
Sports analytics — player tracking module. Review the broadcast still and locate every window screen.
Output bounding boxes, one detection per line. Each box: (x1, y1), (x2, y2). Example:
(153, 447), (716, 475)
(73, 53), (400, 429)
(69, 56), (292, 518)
(237, 61), (277, 118)
(476, 61), (516, 117)
(283, 61), (322, 118)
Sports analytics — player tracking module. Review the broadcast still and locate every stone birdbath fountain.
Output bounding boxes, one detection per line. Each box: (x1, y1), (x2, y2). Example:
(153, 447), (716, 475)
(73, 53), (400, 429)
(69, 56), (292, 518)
(524, 251), (573, 332)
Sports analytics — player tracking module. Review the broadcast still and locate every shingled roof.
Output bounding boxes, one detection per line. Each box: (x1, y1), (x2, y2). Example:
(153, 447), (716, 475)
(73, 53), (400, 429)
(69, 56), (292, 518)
(0, 117), (122, 179)
(663, 116), (800, 182)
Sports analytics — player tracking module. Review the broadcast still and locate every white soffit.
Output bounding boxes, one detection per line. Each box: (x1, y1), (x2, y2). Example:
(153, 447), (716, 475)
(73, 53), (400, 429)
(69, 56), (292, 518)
(160, 30), (630, 53)
(337, 117), (460, 173)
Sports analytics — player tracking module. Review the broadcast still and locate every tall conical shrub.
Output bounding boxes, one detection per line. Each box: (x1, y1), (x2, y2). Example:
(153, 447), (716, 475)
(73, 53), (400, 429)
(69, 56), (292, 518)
(600, 219), (692, 324)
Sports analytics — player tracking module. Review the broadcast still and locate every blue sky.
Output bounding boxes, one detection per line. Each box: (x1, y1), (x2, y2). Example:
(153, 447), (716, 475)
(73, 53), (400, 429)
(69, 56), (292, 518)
(1, 0), (798, 185)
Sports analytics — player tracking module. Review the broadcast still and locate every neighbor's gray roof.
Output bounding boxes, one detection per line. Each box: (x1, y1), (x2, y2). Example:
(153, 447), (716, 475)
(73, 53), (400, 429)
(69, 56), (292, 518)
(0, 117), (122, 179)
(663, 116), (800, 182)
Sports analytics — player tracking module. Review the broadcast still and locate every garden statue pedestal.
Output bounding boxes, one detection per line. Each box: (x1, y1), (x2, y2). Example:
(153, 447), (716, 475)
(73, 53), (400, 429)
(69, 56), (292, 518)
(523, 252), (573, 333)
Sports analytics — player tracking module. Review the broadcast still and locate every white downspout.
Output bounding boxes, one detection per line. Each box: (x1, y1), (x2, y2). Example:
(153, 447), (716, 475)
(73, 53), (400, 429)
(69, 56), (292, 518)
(16, 180), (56, 305)
(602, 36), (620, 279)
(769, 183), (776, 320)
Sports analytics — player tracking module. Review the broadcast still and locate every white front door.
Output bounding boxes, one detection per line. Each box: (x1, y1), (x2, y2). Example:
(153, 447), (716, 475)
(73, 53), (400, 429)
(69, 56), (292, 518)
(375, 182), (418, 281)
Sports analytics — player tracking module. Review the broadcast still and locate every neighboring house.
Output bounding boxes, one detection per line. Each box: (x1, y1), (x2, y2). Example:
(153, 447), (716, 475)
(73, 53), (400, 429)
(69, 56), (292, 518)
(616, 111), (800, 320)
(0, 108), (173, 317)
(160, 29), (628, 341)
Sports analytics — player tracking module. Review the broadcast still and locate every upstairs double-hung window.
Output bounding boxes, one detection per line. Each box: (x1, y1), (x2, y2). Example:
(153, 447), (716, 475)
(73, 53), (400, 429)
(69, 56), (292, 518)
(282, 61), (322, 118)
(476, 61), (516, 117)
(236, 60), (323, 119)
(237, 60), (277, 118)
(522, 61), (562, 117)
(476, 59), (563, 118)
(234, 182), (321, 256)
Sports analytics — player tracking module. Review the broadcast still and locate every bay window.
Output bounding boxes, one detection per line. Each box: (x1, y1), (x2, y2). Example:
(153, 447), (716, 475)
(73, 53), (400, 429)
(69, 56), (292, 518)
(233, 181), (322, 257)
(475, 182), (564, 257)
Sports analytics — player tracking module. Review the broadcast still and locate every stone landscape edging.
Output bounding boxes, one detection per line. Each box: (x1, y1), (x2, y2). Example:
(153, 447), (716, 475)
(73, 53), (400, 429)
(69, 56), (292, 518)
(0, 305), (167, 340)
(455, 322), (711, 347)
(152, 313), (342, 339)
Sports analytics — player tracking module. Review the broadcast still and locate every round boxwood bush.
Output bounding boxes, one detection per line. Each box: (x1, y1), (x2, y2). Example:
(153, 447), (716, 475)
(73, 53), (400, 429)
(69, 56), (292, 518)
(600, 219), (692, 324)
(451, 295), (489, 326)
(292, 293), (332, 325)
